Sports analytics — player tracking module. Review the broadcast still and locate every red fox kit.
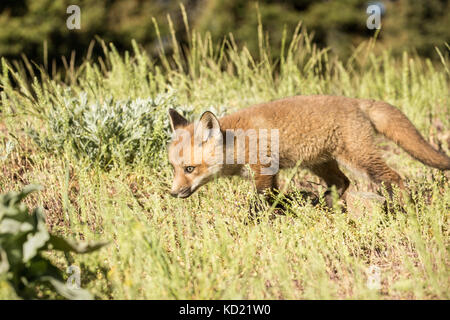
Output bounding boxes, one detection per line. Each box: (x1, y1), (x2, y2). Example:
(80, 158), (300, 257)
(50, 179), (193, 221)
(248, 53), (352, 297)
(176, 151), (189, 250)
(168, 95), (450, 207)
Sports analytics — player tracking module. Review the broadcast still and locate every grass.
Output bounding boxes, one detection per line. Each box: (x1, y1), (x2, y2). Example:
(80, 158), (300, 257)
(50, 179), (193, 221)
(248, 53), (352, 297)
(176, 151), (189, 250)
(0, 13), (449, 299)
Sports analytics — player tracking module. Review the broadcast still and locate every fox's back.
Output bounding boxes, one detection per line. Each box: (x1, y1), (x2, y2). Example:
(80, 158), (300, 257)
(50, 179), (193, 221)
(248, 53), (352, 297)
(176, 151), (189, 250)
(219, 95), (374, 166)
(220, 95), (370, 128)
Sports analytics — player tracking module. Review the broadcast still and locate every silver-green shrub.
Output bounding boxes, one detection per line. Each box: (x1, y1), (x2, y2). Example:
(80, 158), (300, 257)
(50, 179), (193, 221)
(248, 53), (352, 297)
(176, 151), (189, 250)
(30, 91), (193, 169)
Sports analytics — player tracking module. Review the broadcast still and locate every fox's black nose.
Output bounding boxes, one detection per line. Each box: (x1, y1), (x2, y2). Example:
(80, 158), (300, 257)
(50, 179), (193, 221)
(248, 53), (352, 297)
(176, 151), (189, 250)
(170, 191), (178, 197)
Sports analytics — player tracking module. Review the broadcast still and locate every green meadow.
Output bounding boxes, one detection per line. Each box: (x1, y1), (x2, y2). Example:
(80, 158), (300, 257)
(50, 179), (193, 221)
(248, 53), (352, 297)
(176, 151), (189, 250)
(0, 16), (449, 299)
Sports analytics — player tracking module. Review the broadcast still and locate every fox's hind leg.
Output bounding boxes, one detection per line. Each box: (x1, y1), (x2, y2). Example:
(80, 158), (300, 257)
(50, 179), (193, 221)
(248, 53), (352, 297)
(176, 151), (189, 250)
(337, 148), (405, 199)
(309, 160), (350, 208)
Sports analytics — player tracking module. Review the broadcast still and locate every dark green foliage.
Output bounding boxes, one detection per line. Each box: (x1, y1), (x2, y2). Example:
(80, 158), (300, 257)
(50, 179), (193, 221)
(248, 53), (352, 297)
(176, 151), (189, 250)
(0, 0), (183, 61)
(0, 185), (107, 299)
(196, 0), (450, 59)
(0, 0), (448, 64)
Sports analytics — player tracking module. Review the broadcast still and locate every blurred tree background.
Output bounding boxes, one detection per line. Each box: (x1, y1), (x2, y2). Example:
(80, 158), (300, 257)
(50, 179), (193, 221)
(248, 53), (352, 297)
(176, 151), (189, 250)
(0, 0), (449, 65)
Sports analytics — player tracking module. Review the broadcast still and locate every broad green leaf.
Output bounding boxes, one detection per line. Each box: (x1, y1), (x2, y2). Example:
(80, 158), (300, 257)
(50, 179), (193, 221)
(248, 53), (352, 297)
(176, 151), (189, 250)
(23, 231), (50, 262)
(41, 276), (93, 300)
(0, 218), (33, 234)
(48, 236), (108, 254)
(0, 184), (106, 299)
(0, 185), (42, 208)
(23, 207), (50, 262)
(0, 249), (9, 274)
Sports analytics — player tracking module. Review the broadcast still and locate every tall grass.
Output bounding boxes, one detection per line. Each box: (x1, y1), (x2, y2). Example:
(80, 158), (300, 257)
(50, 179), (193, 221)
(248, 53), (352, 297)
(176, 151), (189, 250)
(0, 9), (449, 299)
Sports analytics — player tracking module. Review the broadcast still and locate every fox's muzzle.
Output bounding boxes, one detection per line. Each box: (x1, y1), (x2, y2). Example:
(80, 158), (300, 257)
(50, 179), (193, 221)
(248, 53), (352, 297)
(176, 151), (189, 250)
(170, 187), (192, 198)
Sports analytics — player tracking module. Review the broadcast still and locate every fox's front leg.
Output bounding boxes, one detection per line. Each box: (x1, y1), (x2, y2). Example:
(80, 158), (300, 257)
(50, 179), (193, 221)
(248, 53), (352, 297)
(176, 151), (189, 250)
(250, 164), (278, 198)
(255, 174), (278, 195)
(248, 167), (279, 216)
(252, 168), (320, 212)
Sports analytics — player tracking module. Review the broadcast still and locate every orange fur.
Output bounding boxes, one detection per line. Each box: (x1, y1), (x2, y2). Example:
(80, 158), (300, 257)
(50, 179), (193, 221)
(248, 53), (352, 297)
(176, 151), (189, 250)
(168, 95), (450, 204)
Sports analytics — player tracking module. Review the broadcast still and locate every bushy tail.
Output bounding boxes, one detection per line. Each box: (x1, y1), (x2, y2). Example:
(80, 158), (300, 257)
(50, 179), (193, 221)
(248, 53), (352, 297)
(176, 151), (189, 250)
(360, 100), (450, 170)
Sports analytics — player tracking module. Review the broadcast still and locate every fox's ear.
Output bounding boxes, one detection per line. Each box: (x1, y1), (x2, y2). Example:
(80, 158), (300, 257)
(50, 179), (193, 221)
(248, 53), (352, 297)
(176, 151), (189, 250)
(196, 111), (221, 142)
(168, 108), (188, 131)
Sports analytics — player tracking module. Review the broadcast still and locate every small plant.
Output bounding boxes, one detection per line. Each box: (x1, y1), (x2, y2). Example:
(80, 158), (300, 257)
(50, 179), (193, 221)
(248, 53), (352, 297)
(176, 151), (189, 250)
(0, 139), (14, 162)
(29, 90), (193, 169)
(0, 185), (107, 299)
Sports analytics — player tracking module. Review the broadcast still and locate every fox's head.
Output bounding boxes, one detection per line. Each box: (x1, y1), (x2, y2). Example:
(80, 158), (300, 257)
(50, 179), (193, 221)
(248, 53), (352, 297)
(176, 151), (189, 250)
(167, 109), (224, 198)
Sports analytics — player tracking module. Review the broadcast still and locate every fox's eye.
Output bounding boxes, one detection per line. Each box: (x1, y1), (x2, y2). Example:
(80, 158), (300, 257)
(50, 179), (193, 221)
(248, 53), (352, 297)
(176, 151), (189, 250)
(184, 166), (195, 173)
